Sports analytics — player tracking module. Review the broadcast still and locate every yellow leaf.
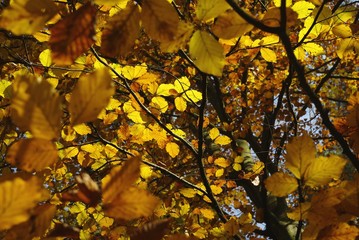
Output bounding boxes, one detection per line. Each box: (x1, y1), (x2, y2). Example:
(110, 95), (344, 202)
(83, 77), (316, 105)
(39, 49), (52, 67)
(273, 0), (292, 7)
(141, 0), (179, 42)
(160, 21), (194, 53)
(174, 77), (190, 93)
(101, 2), (140, 57)
(196, 0), (231, 22)
(291, 1), (315, 19)
(215, 168), (224, 177)
(94, 0), (129, 7)
(0, 0), (57, 35)
(175, 97), (187, 112)
(122, 64), (147, 80)
(264, 172), (298, 197)
(6, 138), (58, 172)
(209, 128), (220, 140)
(0, 174), (48, 230)
(166, 142), (180, 158)
(214, 135), (232, 145)
(294, 46), (306, 61)
(336, 38), (355, 59)
(50, 3), (97, 65)
(287, 202), (311, 221)
(156, 83), (176, 96)
(285, 132), (315, 179)
(180, 188), (198, 198)
(200, 208), (215, 219)
(0, 80), (12, 98)
(193, 228), (207, 239)
(214, 157), (230, 168)
(103, 186), (159, 220)
(127, 111), (146, 124)
(318, 223), (359, 240)
(303, 42), (324, 56)
(102, 156), (141, 204)
(11, 72), (61, 140)
(182, 89), (202, 103)
(212, 10), (254, 39)
(332, 24), (353, 38)
(151, 96), (168, 113)
(69, 68), (114, 125)
(140, 164), (153, 179)
(304, 155), (347, 187)
(210, 185), (222, 195)
(260, 48), (277, 63)
(189, 30), (225, 76)
(73, 123), (92, 135)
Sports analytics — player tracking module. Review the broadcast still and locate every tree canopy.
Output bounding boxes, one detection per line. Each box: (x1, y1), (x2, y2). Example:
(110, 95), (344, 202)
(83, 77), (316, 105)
(0, 0), (358, 239)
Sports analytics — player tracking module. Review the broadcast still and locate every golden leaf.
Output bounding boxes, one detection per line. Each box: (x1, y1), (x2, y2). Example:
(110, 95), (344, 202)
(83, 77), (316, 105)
(0, 174), (48, 230)
(285, 132), (315, 179)
(214, 157), (230, 168)
(6, 138), (58, 172)
(166, 142), (180, 158)
(131, 219), (171, 240)
(210, 185), (222, 195)
(69, 68), (114, 125)
(212, 10), (254, 39)
(214, 135), (232, 145)
(304, 155), (347, 187)
(317, 223), (359, 240)
(196, 0), (231, 22)
(50, 3), (97, 65)
(11, 72), (61, 140)
(189, 30), (225, 76)
(103, 186), (160, 220)
(160, 22), (194, 53)
(0, 0), (57, 35)
(291, 1), (315, 19)
(262, 7), (298, 28)
(101, 2), (140, 57)
(141, 0), (180, 42)
(180, 188), (198, 198)
(209, 128), (220, 140)
(260, 48), (277, 63)
(264, 172), (298, 197)
(175, 97), (187, 112)
(287, 202), (311, 221)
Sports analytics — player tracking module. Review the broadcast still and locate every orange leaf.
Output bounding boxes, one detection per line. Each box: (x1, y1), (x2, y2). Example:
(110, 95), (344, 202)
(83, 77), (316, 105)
(131, 219), (171, 240)
(50, 3), (97, 65)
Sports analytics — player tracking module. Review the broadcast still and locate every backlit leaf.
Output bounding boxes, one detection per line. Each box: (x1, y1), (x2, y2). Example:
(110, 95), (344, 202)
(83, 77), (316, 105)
(291, 1), (315, 19)
(273, 0), (292, 7)
(260, 48), (277, 62)
(141, 0), (179, 42)
(214, 135), (232, 145)
(103, 186), (160, 220)
(166, 142), (180, 158)
(332, 24), (353, 38)
(182, 89), (202, 103)
(264, 172), (298, 197)
(200, 208), (215, 220)
(210, 185), (222, 195)
(285, 132), (315, 179)
(101, 2), (140, 57)
(304, 155), (347, 187)
(6, 138), (58, 172)
(189, 30), (225, 76)
(0, 174), (48, 230)
(69, 68), (114, 125)
(39, 49), (52, 67)
(73, 123), (92, 135)
(209, 128), (220, 140)
(122, 64), (147, 80)
(262, 7), (298, 28)
(180, 188), (197, 198)
(196, 0), (231, 22)
(175, 97), (187, 112)
(151, 96), (168, 113)
(212, 10), (254, 39)
(303, 42), (324, 56)
(11, 72), (61, 140)
(50, 3), (97, 65)
(0, 0), (57, 35)
(214, 157), (230, 168)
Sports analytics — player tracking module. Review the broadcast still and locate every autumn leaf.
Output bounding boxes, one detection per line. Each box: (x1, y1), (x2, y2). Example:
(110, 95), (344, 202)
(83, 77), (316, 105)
(291, 1), (315, 19)
(141, 0), (180, 42)
(262, 7), (298, 28)
(131, 218), (171, 240)
(6, 138), (58, 172)
(0, 0), (57, 35)
(69, 68), (114, 125)
(166, 142), (180, 158)
(212, 10), (254, 39)
(0, 174), (48, 230)
(50, 3), (97, 65)
(101, 2), (140, 57)
(317, 223), (359, 240)
(11, 72), (61, 140)
(189, 30), (225, 76)
(196, 0), (231, 22)
(264, 172), (298, 197)
(260, 48), (277, 63)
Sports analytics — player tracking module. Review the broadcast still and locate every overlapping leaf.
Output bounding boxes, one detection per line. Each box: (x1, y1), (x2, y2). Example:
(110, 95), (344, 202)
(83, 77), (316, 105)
(196, 0), (231, 22)
(6, 138), (58, 172)
(264, 172), (298, 197)
(50, 3), (97, 65)
(11, 72), (61, 140)
(101, 2), (140, 57)
(69, 68), (114, 125)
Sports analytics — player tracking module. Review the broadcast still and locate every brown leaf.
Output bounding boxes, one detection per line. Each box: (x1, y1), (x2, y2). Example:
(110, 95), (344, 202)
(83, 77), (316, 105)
(101, 2), (140, 57)
(50, 3), (97, 65)
(131, 218), (171, 240)
(47, 223), (80, 239)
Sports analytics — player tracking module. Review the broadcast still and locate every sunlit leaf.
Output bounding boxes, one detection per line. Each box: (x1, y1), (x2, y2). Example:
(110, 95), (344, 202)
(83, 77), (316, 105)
(166, 142), (180, 158)
(214, 135), (232, 145)
(273, 0), (292, 7)
(196, 0), (231, 22)
(304, 155), (347, 187)
(6, 138), (58, 172)
(175, 97), (187, 112)
(180, 188), (197, 198)
(141, 0), (179, 42)
(200, 208), (215, 220)
(260, 48), (277, 62)
(50, 3), (97, 65)
(182, 90), (202, 103)
(0, 174), (48, 230)
(151, 96), (168, 113)
(69, 68), (114, 125)
(73, 123), (92, 135)
(336, 38), (355, 59)
(264, 172), (298, 197)
(122, 64), (147, 80)
(160, 22), (194, 53)
(285, 132), (315, 179)
(101, 2), (140, 57)
(303, 42), (325, 56)
(332, 24), (353, 38)
(291, 1), (315, 19)
(0, 0), (57, 35)
(39, 49), (52, 67)
(214, 157), (230, 168)
(210, 185), (222, 195)
(11, 72), (61, 140)
(189, 30), (225, 76)
(212, 10), (254, 39)
(209, 128), (220, 140)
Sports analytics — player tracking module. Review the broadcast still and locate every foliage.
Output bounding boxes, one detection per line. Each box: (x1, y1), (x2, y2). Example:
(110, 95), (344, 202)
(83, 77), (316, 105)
(0, 0), (358, 239)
